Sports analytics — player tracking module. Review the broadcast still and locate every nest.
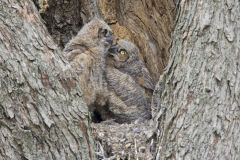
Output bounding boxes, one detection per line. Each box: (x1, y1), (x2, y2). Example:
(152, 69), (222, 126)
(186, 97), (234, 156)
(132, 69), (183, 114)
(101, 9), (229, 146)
(92, 120), (157, 160)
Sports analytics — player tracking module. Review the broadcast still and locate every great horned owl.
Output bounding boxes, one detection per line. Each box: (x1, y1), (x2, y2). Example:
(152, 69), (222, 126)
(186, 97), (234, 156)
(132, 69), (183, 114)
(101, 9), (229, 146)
(105, 39), (154, 123)
(63, 18), (113, 109)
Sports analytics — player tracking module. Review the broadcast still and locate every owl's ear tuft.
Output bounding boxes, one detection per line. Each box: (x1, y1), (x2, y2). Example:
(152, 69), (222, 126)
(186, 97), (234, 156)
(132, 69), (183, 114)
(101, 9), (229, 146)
(97, 27), (104, 39)
(98, 28), (111, 38)
(108, 45), (118, 53)
(98, 28), (113, 45)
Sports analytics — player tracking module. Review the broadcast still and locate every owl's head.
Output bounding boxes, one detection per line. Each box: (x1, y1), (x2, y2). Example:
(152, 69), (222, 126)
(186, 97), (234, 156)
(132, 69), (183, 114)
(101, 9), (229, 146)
(71, 18), (113, 47)
(64, 18), (113, 60)
(107, 39), (140, 67)
(107, 39), (155, 90)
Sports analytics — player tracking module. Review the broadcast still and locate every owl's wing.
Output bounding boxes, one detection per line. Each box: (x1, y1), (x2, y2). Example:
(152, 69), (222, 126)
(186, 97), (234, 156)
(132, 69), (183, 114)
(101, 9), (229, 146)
(137, 67), (155, 91)
(64, 39), (90, 61)
(106, 68), (147, 108)
(107, 68), (152, 122)
(108, 91), (130, 114)
(108, 91), (149, 123)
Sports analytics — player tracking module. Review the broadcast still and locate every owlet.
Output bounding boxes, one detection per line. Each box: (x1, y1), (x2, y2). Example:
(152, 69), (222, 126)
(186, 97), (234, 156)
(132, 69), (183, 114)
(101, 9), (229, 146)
(63, 18), (113, 109)
(105, 39), (154, 123)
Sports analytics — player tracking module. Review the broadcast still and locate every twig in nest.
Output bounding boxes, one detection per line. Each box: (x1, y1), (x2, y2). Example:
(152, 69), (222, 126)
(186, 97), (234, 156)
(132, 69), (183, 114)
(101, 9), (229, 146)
(134, 138), (139, 160)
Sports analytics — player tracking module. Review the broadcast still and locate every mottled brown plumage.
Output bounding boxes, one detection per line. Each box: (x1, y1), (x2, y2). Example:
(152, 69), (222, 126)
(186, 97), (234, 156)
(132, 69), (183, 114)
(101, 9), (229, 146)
(63, 18), (113, 108)
(105, 39), (154, 123)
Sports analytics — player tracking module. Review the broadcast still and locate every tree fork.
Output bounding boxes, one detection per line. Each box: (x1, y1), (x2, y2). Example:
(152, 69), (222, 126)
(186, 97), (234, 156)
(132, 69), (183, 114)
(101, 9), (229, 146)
(0, 1), (95, 159)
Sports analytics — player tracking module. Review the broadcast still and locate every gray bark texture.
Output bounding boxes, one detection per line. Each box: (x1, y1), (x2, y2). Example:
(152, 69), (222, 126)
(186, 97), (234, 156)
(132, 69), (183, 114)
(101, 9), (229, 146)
(3, 0), (238, 159)
(0, 0), (95, 159)
(152, 0), (240, 159)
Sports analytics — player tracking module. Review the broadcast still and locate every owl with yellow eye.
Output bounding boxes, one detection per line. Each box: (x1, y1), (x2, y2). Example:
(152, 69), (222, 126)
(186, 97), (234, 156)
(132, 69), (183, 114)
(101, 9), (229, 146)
(105, 39), (154, 123)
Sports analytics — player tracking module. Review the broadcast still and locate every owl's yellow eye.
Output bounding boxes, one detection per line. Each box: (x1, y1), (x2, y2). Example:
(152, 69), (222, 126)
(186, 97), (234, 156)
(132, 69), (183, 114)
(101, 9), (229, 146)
(120, 50), (127, 55)
(118, 49), (129, 62)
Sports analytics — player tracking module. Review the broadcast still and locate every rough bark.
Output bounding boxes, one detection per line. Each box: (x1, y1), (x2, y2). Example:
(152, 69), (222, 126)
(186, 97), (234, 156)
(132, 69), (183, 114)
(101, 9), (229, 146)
(33, 0), (96, 48)
(36, 0), (176, 82)
(31, 0), (176, 159)
(0, 1), (95, 159)
(153, 0), (240, 159)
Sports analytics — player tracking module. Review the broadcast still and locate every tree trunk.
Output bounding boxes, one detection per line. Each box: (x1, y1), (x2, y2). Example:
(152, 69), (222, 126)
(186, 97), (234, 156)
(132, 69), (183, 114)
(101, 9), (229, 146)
(153, 0), (240, 159)
(4, 0), (238, 159)
(0, 1), (95, 159)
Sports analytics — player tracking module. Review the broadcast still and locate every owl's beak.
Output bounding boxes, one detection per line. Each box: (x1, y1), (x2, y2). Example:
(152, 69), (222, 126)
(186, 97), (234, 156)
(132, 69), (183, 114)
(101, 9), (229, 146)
(108, 45), (118, 54)
(106, 34), (113, 45)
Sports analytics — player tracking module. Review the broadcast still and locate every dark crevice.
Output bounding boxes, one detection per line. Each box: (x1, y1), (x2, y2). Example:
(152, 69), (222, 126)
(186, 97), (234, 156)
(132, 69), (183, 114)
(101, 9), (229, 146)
(91, 110), (103, 123)
(90, 102), (116, 124)
(33, 0), (86, 49)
